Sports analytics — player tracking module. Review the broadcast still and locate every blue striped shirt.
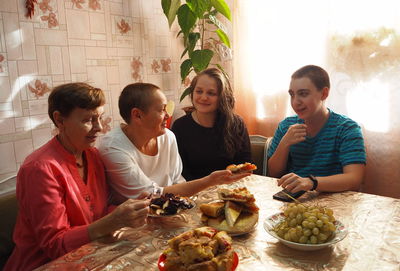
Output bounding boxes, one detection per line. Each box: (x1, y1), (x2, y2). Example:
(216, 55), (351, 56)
(267, 109), (366, 177)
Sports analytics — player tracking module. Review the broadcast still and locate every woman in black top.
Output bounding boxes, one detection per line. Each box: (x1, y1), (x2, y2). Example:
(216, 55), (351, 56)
(172, 68), (251, 180)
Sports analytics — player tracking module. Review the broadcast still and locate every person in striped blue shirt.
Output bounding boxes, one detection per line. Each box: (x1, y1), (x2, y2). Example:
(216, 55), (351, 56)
(267, 65), (366, 193)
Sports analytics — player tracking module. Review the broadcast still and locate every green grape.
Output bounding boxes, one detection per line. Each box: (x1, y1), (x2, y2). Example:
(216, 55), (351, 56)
(310, 235), (318, 244)
(312, 227), (320, 235)
(322, 224), (330, 232)
(284, 209), (290, 216)
(316, 220), (323, 228)
(289, 218), (297, 227)
(328, 222), (336, 232)
(302, 220), (309, 228)
(303, 212), (311, 218)
(307, 215), (318, 223)
(296, 225), (303, 235)
(303, 228), (312, 237)
(284, 232), (291, 241)
(321, 215), (329, 223)
(318, 233), (328, 242)
(299, 235), (308, 244)
(307, 222), (316, 229)
(298, 204), (306, 213)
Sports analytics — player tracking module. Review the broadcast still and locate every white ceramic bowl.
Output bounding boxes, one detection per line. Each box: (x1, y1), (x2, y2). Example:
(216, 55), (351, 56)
(263, 212), (348, 251)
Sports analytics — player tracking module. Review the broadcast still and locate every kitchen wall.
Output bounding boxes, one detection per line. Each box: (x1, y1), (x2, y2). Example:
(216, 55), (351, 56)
(0, 0), (196, 180)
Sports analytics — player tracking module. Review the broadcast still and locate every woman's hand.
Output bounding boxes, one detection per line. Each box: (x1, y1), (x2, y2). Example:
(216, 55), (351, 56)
(277, 173), (313, 192)
(280, 124), (307, 147)
(208, 170), (251, 186)
(111, 198), (150, 229)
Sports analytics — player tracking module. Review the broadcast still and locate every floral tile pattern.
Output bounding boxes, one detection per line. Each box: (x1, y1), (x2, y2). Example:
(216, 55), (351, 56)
(117, 19), (131, 34)
(0, 54), (8, 76)
(131, 57), (143, 82)
(28, 79), (51, 99)
(0, 0), (233, 179)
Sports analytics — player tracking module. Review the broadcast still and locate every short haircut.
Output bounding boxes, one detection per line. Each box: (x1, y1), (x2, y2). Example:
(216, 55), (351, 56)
(118, 83), (160, 124)
(48, 82), (105, 127)
(291, 65), (330, 90)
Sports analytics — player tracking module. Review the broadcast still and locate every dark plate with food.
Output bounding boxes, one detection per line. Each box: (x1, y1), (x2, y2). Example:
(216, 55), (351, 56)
(149, 193), (196, 217)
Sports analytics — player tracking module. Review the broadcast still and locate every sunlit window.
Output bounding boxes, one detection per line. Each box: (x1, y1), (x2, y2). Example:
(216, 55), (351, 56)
(241, 0), (400, 133)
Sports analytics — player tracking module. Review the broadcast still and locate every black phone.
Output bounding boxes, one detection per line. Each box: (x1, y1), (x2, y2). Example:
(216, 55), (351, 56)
(272, 189), (306, 202)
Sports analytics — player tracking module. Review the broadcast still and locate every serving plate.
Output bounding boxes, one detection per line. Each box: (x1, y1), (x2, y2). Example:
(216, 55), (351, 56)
(158, 251), (239, 271)
(263, 212), (348, 251)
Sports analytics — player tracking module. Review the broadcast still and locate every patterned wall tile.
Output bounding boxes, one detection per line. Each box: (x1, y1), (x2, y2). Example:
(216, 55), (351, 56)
(3, 12), (22, 60)
(65, 9), (90, 39)
(0, 0), (207, 179)
(14, 138), (33, 163)
(89, 12), (106, 33)
(0, 0), (18, 12)
(0, 142), (16, 175)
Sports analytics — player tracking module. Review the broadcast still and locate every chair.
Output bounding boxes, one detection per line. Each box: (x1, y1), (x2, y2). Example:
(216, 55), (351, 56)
(0, 175), (17, 270)
(249, 135), (273, 176)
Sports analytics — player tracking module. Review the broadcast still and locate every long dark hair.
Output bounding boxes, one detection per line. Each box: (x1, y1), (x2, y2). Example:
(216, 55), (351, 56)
(190, 68), (239, 157)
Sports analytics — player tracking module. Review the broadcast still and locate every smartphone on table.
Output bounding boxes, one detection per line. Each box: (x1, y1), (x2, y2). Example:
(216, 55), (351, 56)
(272, 189), (306, 202)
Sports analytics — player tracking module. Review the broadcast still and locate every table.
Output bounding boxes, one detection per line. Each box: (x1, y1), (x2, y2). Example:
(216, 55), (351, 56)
(35, 175), (400, 271)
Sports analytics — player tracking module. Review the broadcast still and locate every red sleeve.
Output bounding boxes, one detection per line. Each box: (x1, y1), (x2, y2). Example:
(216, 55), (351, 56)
(17, 161), (91, 259)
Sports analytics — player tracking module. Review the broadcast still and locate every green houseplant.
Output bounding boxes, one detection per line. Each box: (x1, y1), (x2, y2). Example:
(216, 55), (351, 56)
(161, 0), (232, 102)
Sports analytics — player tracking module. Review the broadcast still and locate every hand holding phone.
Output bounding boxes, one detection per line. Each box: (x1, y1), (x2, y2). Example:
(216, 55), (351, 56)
(272, 189), (306, 202)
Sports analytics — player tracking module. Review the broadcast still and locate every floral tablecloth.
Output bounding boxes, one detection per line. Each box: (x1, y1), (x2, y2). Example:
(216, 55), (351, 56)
(35, 175), (400, 271)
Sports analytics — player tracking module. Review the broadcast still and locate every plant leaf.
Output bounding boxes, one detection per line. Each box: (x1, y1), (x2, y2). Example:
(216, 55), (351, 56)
(177, 4), (197, 36)
(180, 86), (193, 102)
(191, 49), (213, 72)
(210, 0), (231, 20)
(176, 30), (183, 38)
(162, 0), (181, 28)
(180, 48), (188, 59)
(187, 32), (200, 56)
(180, 59), (193, 81)
(215, 29), (230, 48)
(186, 0), (210, 18)
(208, 14), (227, 33)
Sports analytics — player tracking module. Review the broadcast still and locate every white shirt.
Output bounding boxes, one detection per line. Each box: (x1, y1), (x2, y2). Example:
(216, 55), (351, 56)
(98, 125), (185, 198)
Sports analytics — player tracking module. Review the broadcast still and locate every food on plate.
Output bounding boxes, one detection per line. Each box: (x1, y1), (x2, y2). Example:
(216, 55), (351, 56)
(162, 226), (235, 271)
(199, 201), (225, 218)
(218, 187), (259, 212)
(150, 193), (194, 216)
(226, 162), (257, 174)
(200, 187), (259, 235)
(273, 203), (337, 244)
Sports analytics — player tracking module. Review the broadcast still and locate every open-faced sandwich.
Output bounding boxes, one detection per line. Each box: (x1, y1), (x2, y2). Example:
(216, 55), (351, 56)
(162, 226), (235, 271)
(226, 162), (257, 174)
(200, 187), (259, 235)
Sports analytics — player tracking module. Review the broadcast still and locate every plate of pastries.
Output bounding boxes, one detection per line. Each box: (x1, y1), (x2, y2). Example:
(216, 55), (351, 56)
(200, 187), (259, 236)
(158, 226), (239, 271)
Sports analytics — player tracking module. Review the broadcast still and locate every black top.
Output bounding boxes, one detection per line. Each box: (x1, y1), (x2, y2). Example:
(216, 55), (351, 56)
(171, 113), (251, 180)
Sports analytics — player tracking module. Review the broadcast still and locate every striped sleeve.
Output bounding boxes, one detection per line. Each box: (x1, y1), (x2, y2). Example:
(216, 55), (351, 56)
(338, 120), (366, 166)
